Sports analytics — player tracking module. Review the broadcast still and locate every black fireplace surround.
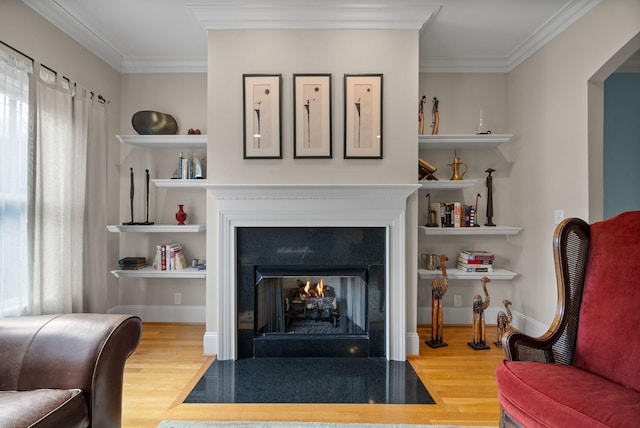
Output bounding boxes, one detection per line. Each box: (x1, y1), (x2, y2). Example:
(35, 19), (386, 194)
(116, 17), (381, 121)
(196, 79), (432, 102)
(237, 227), (386, 359)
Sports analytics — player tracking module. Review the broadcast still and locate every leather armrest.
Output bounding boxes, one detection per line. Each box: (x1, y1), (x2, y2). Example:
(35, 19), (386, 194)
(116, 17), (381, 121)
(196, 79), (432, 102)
(0, 314), (142, 428)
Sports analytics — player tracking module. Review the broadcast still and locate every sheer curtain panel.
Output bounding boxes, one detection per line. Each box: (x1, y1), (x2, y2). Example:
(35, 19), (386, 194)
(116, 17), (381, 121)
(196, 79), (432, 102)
(32, 66), (88, 314)
(0, 49), (32, 317)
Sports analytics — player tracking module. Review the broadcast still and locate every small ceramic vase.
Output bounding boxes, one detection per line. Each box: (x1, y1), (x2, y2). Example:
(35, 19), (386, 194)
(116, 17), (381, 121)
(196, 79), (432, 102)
(176, 204), (187, 225)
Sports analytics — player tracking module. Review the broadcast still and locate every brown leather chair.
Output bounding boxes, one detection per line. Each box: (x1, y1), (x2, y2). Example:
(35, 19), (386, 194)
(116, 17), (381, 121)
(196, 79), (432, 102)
(496, 212), (640, 427)
(0, 313), (142, 428)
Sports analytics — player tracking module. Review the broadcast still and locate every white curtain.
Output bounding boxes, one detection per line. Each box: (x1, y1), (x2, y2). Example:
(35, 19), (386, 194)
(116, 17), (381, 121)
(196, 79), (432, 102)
(83, 96), (109, 310)
(0, 48), (32, 317)
(32, 66), (88, 314)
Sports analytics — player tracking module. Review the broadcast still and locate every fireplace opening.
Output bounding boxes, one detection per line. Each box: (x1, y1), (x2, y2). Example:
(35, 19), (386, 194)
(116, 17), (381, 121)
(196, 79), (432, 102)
(237, 227), (385, 358)
(255, 266), (368, 338)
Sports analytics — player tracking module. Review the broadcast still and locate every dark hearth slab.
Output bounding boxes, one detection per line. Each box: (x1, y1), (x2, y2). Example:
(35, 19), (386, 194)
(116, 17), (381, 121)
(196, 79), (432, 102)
(184, 358), (434, 405)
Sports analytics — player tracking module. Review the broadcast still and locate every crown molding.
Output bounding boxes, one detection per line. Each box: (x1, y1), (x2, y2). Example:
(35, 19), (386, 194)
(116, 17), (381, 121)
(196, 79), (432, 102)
(184, 0), (440, 30)
(419, 0), (601, 73)
(121, 57), (208, 74)
(21, 0), (124, 72)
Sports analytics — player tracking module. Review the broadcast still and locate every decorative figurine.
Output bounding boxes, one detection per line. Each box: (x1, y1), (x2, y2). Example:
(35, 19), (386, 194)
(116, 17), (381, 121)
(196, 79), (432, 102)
(124, 167), (135, 225)
(468, 276), (491, 350)
(426, 254), (449, 348)
(495, 299), (513, 347)
(419, 95), (426, 135)
(484, 168), (496, 226)
(448, 151), (468, 181)
(474, 193), (481, 227)
(142, 169), (154, 225)
(425, 193), (438, 227)
(431, 97), (439, 135)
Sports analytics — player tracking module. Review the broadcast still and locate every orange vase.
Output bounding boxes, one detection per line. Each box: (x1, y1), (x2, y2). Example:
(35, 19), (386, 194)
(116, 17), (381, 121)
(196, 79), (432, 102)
(175, 204), (187, 225)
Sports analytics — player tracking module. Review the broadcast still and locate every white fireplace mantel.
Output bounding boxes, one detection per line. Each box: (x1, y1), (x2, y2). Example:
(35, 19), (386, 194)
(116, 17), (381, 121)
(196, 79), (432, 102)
(205, 183), (420, 361)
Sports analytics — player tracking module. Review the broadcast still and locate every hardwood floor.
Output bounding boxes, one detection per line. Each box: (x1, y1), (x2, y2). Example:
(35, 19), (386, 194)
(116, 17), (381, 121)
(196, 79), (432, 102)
(122, 323), (505, 428)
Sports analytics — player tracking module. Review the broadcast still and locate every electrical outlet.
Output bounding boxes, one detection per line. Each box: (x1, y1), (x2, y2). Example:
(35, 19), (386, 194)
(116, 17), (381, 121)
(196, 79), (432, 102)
(554, 209), (564, 225)
(174, 292), (182, 305)
(454, 294), (462, 307)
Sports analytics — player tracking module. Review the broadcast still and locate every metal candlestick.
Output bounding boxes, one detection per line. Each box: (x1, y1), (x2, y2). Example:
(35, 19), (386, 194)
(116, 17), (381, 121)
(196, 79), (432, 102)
(485, 168), (496, 226)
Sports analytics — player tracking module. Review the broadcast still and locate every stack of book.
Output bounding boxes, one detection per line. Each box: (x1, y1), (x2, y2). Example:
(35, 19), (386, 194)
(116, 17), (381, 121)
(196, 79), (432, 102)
(118, 257), (146, 270)
(457, 250), (494, 272)
(156, 243), (187, 271)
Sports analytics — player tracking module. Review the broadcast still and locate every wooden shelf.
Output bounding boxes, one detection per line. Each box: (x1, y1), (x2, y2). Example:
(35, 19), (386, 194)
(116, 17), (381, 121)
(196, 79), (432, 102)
(418, 179), (477, 189)
(418, 225), (521, 236)
(111, 266), (206, 279)
(419, 134), (513, 149)
(418, 268), (517, 281)
(107, 224), (205, 233)
(117, 134), (207, 149)
(152, 179), (206, 189)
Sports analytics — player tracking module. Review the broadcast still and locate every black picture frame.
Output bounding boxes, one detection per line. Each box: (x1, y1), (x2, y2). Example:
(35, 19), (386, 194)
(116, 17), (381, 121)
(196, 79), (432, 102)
(293, 74), (332, 159)
(343, 74), (383, 159)
(242, 74), (282, 159)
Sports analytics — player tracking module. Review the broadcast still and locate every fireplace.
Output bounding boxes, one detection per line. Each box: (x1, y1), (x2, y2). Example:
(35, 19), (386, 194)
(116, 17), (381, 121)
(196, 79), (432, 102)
(205, 184), (420, 361)
(237, 227), (385, 358)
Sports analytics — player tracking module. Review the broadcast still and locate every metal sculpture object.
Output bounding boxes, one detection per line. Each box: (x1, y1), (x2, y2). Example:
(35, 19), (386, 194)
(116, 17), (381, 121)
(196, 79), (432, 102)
(425, 193), (438, 227)
(132, 110), (178, 135)
(484, 168), (496, 226)
(426, 254), (449, 348)
(448, 151), (468, 181)
(468, 276), (491, 350)
(495, 299), (513, 347)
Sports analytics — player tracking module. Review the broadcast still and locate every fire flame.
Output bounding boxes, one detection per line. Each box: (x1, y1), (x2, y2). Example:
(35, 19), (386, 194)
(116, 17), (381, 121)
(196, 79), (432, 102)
(316, 279), (325, 297)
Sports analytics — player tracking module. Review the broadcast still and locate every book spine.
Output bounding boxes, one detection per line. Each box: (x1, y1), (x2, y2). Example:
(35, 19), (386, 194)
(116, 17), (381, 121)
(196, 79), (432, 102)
(161, 245), (166, 271)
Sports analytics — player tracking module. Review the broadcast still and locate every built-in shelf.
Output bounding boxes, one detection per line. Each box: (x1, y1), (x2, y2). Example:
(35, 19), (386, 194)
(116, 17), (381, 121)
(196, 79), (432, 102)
(117, 134), (207, 149)
(418, 179), (477, 189)
(418, 268), (517, 281)
(111, 266), (206, 279)
(419, 134), (513, 149)
(418, 225), (521, 236)
(152, 179), (206, 189)
(107, 224), (205, 233)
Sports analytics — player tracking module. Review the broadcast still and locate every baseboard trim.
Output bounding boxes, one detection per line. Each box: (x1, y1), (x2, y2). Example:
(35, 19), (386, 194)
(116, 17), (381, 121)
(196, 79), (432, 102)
(417, 306), (548, 337)
(108, 305), (205, 323)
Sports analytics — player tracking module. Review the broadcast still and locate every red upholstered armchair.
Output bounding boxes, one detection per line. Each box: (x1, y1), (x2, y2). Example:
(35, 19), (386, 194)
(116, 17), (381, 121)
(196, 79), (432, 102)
(496, 211), (640, 428)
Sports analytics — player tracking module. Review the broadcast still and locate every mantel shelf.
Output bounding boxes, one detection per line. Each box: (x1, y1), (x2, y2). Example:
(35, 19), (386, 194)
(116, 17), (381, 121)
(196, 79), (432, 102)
(418, 225), (521, 236)
(107, 224), (205, 233)
(419, 133), (512, 149)
(111, 267), (206, 279)
(418, 268), (517, 281)
(418, 179), (477, 189)
(152, 179), (206, 189)
(117, 134), (207, 149)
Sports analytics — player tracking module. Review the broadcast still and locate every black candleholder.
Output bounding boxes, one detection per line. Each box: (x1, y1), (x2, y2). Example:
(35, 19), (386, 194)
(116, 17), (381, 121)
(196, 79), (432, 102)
(484, 168), (496, 227)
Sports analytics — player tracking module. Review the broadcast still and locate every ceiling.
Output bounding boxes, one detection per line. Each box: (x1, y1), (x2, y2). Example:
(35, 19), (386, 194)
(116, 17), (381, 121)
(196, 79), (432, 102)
(21, 0), (604, 74)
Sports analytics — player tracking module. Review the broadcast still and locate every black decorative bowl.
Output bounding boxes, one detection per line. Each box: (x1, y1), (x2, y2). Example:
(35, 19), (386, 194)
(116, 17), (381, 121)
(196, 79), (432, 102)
(132, 110), (178, 135)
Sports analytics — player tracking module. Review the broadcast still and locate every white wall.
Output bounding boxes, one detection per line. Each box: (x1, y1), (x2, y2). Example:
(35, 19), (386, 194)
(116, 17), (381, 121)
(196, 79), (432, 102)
(507, 0), (640, 329)
(206, 29), (420, 341)
(0, 0), (122, 313)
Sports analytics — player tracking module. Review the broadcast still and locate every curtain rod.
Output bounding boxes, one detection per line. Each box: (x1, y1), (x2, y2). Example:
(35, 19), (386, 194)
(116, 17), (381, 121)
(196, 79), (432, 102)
(1, 39), (108, 104)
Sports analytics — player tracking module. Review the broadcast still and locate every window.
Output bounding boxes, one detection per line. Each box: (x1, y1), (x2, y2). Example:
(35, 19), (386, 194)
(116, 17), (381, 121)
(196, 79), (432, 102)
(0, 49), (32, 316)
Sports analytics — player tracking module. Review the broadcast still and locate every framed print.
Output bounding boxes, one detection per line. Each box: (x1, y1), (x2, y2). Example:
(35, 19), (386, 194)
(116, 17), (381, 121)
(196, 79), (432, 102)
(293, 74), (332, 158)
(343, 74), (383, 159)
(243, 74), (282, 159)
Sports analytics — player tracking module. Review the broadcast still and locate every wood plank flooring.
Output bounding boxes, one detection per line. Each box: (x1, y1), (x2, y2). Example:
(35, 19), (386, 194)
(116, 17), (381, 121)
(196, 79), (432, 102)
(122, 323), (505, 428)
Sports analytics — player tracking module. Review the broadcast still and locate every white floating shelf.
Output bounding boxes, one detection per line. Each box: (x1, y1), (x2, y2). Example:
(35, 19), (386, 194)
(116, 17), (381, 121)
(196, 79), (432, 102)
(419, 134), (513, 149)
(111, 266), (206, 279)
(117, 134), (207, 149)
(107, 224), (205, 233)
(418, 225), (521, 236)
(152, 179), (206, 189)
(418, 179), (477, 189)
(418, 268), (517, 281)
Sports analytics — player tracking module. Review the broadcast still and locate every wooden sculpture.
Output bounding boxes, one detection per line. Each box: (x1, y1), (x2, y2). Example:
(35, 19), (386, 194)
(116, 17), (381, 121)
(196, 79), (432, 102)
(494, 299), (513, 347)
(426, 254), (449, 348)
(468, 276), (491, 350)
(431, 97), (440, 135)
(419, 95), (426, 134)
